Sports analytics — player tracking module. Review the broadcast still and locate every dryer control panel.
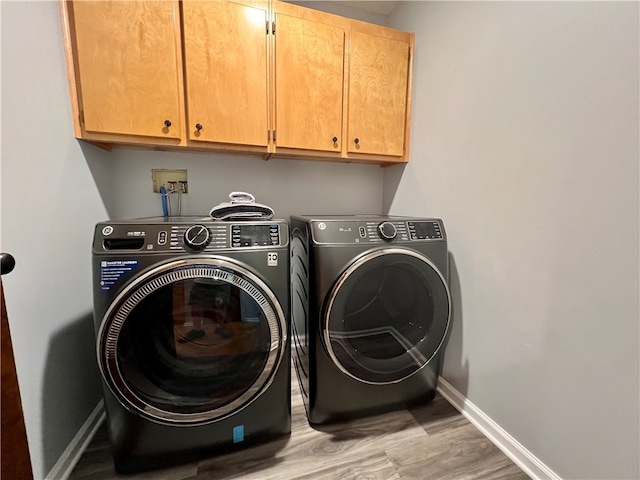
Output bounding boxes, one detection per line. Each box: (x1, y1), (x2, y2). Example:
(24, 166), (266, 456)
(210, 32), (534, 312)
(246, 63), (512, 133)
(407, 220), (443, 240)
(310, 217), (444, 245)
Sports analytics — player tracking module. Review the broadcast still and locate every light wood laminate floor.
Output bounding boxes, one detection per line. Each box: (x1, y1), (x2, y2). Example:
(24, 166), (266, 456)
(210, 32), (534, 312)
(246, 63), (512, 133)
(70, 375), (530, 480)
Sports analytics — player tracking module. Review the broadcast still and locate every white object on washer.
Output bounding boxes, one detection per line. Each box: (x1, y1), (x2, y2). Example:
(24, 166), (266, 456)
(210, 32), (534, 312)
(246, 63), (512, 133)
(209, 191), (275, 220)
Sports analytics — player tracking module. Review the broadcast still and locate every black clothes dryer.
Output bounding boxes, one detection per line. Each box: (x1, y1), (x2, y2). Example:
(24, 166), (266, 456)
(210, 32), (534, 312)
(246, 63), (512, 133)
(290, 215), (451, 424)
(92, 217), (290, 473)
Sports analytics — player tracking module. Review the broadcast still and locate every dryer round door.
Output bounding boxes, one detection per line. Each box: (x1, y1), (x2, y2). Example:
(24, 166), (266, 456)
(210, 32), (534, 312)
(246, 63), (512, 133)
(97, 256), (287, 426)
(322, 248), (451, 385)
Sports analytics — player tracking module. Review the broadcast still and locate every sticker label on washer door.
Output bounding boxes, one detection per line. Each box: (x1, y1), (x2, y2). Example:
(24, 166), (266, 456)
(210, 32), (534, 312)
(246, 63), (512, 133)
(99, 260), (139, 292)
(267, 252), (278, 266)
(232, 425), (244, 443)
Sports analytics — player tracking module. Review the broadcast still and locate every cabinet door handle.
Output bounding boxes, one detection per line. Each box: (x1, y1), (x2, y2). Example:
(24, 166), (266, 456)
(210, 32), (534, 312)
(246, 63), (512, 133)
(332, 137), (338, 143)
(354, 138), (360, 145)
(164, 120), (172, 128)
(195, 123), (203, 131)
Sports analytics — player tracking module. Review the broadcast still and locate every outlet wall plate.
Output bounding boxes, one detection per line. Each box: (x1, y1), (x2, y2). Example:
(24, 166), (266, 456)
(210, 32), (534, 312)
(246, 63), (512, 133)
(152, 169), (188, 193)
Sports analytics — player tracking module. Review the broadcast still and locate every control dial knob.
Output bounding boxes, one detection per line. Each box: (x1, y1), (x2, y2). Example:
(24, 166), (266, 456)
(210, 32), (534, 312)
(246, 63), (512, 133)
(184, 224), (211, 251)
(377, 222), (397, 241)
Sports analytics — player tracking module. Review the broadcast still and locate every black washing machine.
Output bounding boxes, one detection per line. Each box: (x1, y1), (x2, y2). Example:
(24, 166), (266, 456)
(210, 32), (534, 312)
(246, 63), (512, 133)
(290, 215), (451, 424)
(92, 217), (290, 473)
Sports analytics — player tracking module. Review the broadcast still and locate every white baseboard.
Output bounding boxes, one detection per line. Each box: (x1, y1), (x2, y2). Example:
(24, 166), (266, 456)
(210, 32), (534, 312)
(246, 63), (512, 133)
(45, 400), (105, 480)
(437, 377), (561, 480)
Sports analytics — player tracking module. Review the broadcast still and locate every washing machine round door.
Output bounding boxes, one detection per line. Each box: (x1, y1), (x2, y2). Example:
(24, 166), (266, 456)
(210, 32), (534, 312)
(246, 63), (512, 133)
(97, 257), (286, 426)
(323, 248), (450, 385)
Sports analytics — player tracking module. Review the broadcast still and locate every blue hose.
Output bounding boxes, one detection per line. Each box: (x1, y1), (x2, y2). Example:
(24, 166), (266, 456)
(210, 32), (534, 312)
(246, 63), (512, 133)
(159, 185), (169, 217)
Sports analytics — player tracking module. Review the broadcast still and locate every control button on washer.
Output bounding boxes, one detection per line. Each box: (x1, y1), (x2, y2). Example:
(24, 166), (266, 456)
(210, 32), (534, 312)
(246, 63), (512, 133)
(377, 222), (397, 241)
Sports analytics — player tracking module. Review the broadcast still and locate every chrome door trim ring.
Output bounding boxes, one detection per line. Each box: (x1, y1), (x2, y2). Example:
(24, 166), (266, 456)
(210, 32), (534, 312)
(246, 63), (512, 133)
(97, 255), (287, 426)
(323, 247), (451, 385)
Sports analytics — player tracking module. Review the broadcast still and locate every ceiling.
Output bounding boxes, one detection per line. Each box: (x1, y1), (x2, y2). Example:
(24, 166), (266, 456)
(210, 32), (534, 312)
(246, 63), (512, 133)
(329, 1), (399, 16)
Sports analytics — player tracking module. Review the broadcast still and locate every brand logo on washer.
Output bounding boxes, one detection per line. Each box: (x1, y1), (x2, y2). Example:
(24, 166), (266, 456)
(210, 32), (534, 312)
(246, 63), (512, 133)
(267, 252), (278, 266)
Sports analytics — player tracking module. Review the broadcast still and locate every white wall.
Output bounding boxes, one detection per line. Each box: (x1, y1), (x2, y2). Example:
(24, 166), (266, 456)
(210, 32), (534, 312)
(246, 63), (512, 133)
(387, 2), (639, 479)
(105, 149), (384, 220)
(0, 2), (384, 477)
(1, 2), (109, 478)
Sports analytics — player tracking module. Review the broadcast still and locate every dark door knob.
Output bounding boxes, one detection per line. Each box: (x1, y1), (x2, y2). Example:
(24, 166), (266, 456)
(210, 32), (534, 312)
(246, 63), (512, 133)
(354, 138), (360, 145)
(1, 253), (16, 275)
(332, 137), (338, 143)
(164, 120), (172, 127)
(195, 123), (203, 131)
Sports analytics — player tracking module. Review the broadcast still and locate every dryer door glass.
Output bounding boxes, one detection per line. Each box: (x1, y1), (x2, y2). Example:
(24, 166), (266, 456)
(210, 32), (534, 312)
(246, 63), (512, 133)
(98, 258), (286, 425)
(323, 249), (450, 384)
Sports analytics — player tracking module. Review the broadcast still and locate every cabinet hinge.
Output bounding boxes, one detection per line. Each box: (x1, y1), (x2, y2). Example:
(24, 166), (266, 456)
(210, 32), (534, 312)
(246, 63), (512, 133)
(268, 130), (271, 142)
(273, 130), (276, 142)
(79, 110), (84, 124)
(266, 20), (269, 34)
(272, 21), (275, 35)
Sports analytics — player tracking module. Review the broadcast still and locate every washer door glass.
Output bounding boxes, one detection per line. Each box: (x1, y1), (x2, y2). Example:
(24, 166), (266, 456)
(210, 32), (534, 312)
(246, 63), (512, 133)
(323, 249), (450, 384)
(98, 258), (286, 426)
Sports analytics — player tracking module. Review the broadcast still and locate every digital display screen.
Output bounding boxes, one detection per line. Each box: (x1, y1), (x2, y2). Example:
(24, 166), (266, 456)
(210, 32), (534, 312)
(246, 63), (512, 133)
(241, 225), (271, 245)
(409, 221), (442, 240)
(232, 225), (278, 247)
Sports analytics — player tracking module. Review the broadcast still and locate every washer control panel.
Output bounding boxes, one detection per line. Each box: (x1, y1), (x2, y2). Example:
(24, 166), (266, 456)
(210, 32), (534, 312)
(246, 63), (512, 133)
(173, 223), (282, 251)
(95, 219), (287, 253)
(310, 218), (444, 244)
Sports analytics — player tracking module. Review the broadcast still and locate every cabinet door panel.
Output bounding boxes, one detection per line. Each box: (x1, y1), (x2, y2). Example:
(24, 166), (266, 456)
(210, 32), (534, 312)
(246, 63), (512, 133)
(347, 31), (409, 157)
(275, 14), (344, 152)
(183, 1), (268, 147)
(72, 1), (182, 139)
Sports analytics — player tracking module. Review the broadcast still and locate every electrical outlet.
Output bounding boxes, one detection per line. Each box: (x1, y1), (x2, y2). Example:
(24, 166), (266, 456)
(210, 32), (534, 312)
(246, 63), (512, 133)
(152, 169), (188, 193)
